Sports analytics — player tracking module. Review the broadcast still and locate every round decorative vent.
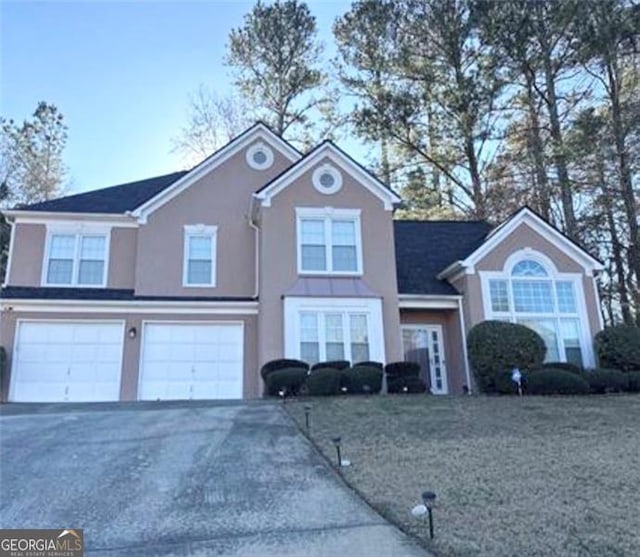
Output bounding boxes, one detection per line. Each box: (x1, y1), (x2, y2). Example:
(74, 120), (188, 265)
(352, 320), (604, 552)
(246, 142), (274, 170)
(312, 164), (342, 194)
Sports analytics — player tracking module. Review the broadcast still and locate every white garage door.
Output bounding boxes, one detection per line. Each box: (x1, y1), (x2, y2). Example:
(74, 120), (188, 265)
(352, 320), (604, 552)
(139, 323), (243, 400)
(11, 321), (124, 402)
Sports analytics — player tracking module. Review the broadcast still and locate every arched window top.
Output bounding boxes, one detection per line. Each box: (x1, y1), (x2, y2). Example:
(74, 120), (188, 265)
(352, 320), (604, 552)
(511, 259), (548, 277)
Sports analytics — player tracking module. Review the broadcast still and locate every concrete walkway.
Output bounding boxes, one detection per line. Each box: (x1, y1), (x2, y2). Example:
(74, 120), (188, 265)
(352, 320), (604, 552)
(0, 402), (430, 556)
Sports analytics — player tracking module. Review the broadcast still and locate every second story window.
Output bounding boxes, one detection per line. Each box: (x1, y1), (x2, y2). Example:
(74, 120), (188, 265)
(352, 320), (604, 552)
(296, 208), (362, 275)
(183, 225), (217, 287)
(44, 232), (107, 287)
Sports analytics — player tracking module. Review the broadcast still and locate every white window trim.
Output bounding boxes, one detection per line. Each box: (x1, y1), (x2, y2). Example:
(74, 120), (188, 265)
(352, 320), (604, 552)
(295, 207), (363, 276)
(312, 163), (343, 195)
(246, 142), (274, 170)
(284, 297), (385, 363)
(479, 249), (595, 367)
(183, 224), (218, 288)
(41, 224), (111, 288)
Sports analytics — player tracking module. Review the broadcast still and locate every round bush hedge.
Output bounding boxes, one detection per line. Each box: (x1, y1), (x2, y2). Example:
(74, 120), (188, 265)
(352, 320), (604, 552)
(384, 361), (421, 377)
(264, 367), (309, 397)
(342, 366), (383, 394)
(594, 326), (640, 372)
(467, 320), (546, 393)
(311, 360), (351, 372)
(539, 361), (583, 375)
(352, 361), (384, 370)
(306, 368), (344, 396)
(584, 368), (627, 394)
(526, 369), (590, 395)
(260, 359), (309, 381)
(626, 372), (640, 393)
(387, 375), (427, 394)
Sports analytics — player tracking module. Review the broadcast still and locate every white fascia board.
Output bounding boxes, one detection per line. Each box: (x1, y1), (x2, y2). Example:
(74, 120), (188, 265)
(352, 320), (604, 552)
(398, 294), (462, 309)
(0, 299), (259, 315)
(4, 211), (139, 228)
(256, 144), (402, 211)
(461, 209), (603, 275)
(133, 125), (300, 223)
(436, 261), (465, 280)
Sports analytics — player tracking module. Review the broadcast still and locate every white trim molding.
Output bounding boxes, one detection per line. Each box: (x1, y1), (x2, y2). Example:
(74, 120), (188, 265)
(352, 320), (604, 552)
(438, 208), (603, 280)
(133, 124), (300, 223)
(398, 294), (462, 310)
(0, 299), (259, 315)
(182, 224), (218, 288)
(3, 211), (139, 228)
(255, 143), (402, 210)
(246, 142), (274, 170)
(312, 163), (343, 195)
(295, 207), (363, 276)
(284, 296), (385, 363)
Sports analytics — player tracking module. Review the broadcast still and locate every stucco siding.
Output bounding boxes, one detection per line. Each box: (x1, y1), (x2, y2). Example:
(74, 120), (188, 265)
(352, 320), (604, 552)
(258, 157), (402, 368)
(6, 223), (45, 286)
(134, 145), (291, 297)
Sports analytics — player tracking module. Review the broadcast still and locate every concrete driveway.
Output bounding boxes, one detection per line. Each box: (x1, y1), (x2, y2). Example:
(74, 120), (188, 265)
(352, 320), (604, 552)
(0, 402), (429, 556)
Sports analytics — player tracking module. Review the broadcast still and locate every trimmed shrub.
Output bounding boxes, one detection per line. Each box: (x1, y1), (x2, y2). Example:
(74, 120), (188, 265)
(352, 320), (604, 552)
(626, 372), (640, 393)
(584, 369), (627, 394)
(343, 366), (383, 394)
(387, 375), (427, 394)
(384, 361), (421, 377)
(353, 361), (384, 370)
(311, 360), (350, 372)
(467, 320), (546, 393)
(264, 367), (308, 397)
(260, 359), (309, 381)
(526, 369), (590, 395)
(539, 361), (583, 375)
(306, 368), (344, 396)
(594, 326), (640, 372)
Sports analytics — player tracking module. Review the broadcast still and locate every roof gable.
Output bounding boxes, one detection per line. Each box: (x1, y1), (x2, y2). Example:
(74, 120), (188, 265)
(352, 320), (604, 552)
(254, 141), (402, 210)
(133, 122), (301, 223)
(441, 207), (603, 278)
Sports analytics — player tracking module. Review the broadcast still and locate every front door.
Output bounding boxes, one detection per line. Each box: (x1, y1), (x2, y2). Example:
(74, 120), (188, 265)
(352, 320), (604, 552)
(401, 325), (448, 394)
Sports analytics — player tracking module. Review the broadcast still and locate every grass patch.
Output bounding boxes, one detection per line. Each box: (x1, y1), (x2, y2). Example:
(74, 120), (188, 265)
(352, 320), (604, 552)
(286, 395), (640, 557)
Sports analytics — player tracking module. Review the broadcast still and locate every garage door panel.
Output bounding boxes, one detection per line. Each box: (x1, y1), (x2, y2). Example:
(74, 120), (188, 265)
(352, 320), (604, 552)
(11, 322), (123, 403)
(140, 323), (243, 401)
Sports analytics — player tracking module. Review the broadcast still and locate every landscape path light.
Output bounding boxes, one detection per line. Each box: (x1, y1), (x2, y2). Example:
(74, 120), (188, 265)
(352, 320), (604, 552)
(422, 491), (437, 539)
(331, 436), (342, 467)
(304, 404), (311, 431)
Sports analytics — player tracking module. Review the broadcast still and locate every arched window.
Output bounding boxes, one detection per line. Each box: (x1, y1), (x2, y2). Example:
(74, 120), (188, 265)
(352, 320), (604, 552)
(485, 257), (584, 366)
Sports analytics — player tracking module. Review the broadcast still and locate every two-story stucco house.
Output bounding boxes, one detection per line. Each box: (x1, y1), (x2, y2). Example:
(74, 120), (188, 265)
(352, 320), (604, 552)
(0, 123), (604, 402)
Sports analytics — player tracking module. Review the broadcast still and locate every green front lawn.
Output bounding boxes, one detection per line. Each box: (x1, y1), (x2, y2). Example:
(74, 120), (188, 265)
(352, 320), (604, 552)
(287, 395), (640, 557)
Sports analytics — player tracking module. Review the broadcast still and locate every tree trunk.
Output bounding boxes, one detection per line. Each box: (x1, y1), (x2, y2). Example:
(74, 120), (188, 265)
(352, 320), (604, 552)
(524, 68), (551, 220)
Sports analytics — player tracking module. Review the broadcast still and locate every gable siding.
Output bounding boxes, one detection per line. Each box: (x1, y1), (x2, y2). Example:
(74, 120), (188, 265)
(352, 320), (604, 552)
(134, 145), (291, 297)
(257, 157), (402, 367)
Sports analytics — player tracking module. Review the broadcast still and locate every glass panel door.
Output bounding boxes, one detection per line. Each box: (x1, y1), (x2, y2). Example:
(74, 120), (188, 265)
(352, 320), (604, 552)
(401, 325), (448, 394)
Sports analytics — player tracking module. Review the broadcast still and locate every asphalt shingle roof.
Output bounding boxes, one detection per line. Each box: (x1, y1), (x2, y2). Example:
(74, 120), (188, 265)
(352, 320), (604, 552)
(394, 220), (493, 295)
(17, 171), (188, 214)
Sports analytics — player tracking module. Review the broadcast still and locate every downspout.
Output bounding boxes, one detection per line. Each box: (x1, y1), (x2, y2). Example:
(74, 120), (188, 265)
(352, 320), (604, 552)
(457, 296), (473, 394)
(248, 196), (260, 299)
(2, 216), (15, 288)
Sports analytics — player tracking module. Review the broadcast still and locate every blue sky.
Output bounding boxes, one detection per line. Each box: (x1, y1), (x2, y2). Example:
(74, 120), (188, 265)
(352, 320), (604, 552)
(1, 0), (348, 194)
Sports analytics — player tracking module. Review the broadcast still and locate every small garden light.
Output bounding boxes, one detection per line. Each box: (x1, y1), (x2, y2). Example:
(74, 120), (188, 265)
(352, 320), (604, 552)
(332, 436), (342, 466)
(304, 404), (311, 431)
(422, 491), (437, 539)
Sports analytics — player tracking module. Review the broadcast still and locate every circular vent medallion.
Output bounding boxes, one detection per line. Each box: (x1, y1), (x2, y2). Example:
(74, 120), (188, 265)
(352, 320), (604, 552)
(246, 143), (274, 170)
(312, 164), (342, 194)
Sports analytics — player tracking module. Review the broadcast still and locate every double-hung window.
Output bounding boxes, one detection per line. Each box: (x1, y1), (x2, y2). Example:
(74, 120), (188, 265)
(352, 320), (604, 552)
(183, 225), (217, 287)
(297, 208), (362, 274)
(44, 231), (108, 286)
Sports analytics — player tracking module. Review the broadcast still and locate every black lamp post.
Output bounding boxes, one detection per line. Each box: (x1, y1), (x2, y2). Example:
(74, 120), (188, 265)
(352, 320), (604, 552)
(304, 405), (311, 431)
(422, 491), (437, 539)
(332, 436), (342, 466)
